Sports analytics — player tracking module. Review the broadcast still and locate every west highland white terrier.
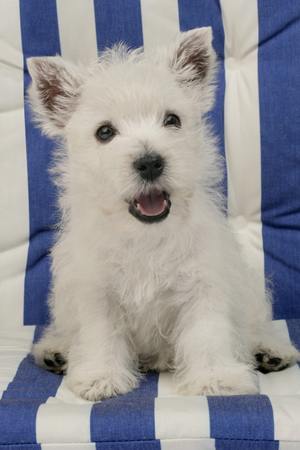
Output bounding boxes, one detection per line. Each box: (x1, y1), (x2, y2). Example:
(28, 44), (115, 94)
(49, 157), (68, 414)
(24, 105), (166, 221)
(27, 27), (300, 400)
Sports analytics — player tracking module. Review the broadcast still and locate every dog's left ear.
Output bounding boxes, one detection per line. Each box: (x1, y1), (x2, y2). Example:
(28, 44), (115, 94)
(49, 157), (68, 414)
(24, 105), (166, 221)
(168, 27), (218, 113)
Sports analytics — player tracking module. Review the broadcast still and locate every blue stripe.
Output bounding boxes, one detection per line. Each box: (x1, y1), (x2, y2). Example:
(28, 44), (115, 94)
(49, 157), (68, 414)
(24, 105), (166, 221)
(286, 318), (300, 350)
(215, 439), (279, 450)
(20, 0), (61, 325)
(0, 398), (39, 445)
(94, 0), (143, 51)
(123, 371), (158, 399)
(0, 446), (42, 450)
(286, 319), (300, 368)
(258, 0), (300, 319)
(207, 395), (274, 441)
(178, 0), (227, 202)
(0, 353), (62, 445)
(4, 354), (62, 400)
(96, 441), (161, 450)
(91, 372), (158, 443)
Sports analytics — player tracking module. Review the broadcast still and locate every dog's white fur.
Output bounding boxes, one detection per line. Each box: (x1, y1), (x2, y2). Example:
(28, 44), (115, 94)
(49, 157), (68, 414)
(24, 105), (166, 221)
(27, 28), (300, 400)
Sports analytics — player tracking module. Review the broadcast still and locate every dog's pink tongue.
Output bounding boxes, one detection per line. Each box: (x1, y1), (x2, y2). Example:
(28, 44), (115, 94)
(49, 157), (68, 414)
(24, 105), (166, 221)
(136, 189), (165, 216)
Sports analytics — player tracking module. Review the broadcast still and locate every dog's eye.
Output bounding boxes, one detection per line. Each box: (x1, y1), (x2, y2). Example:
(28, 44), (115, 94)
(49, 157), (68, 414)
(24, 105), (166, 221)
(96, 125), (115, 142)
(163, 114), (181, 129)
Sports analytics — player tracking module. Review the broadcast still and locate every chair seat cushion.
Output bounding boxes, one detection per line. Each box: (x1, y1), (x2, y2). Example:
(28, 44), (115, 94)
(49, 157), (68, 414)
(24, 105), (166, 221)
(0, 320), (299, 449)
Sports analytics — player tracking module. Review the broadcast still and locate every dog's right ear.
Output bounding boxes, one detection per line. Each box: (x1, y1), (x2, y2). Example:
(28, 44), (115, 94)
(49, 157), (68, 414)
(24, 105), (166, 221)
(27, 56), (85, 137)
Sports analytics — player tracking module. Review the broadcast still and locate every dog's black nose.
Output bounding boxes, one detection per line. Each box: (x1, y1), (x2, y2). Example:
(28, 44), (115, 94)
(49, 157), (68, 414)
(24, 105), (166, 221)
(134, 154), (165, 182)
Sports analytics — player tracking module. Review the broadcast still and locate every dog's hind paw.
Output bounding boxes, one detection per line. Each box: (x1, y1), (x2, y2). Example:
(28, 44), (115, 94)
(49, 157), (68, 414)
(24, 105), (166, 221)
(32, 339), (68, 375)
(255, 352), (290, 374)
(253, 337), (300, 374)
(43, 351), (67, 375)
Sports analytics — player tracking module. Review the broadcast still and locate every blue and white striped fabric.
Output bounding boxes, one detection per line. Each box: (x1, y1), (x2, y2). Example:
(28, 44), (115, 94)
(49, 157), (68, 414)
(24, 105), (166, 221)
(0, 1), (299, 449)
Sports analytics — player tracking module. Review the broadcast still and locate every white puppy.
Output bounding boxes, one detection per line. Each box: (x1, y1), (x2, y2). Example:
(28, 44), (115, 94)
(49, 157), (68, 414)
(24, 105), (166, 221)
(27, 27), (300, 400)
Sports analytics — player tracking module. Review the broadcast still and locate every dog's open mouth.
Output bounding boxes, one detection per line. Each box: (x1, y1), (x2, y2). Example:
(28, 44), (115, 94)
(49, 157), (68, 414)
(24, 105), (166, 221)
(128, 188), (171, 224)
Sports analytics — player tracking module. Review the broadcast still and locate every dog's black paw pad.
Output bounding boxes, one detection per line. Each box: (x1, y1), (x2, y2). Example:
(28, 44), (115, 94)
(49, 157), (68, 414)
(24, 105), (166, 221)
(54, 353), (66, 366)
(267, 357), (282, 367)
(43, 353), (67, 375)
(255, 353), (265, 364)
(255, 353), (289, 373)
(44, 358), (56, 368)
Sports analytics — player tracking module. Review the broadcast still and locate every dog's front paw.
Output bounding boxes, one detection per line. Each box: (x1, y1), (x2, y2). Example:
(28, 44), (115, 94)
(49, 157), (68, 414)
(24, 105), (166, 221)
(177, 377), (258, 396)
(175, 366), (259, 396)
(66, 372), (140, 401)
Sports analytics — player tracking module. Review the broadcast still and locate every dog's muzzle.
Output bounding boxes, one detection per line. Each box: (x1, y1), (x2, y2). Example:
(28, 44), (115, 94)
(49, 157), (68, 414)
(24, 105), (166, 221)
(128, 154), (171, 223)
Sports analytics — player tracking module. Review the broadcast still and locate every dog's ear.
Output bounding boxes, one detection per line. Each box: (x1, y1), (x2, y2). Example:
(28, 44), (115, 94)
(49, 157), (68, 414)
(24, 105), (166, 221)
(168, 27), (218, 113)
(27, 56), (84, 136)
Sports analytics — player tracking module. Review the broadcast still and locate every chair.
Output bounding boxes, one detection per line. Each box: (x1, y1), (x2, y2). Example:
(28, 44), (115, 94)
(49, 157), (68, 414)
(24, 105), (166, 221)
(1, 1), (299, 448)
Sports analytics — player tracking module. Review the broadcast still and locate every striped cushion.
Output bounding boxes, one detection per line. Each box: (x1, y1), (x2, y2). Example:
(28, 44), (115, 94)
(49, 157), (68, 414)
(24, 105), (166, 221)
(0, 321), (300, 448)
(1, 0), (300, 325)
(0, 0), (300, 448)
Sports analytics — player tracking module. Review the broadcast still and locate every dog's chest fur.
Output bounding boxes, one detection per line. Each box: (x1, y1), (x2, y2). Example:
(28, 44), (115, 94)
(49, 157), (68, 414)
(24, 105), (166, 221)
(109, 237), (176, 307)
(105, 233), (191, 354)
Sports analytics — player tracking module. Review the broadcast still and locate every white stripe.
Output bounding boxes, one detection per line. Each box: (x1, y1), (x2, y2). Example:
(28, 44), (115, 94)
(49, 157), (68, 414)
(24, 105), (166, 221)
(36, 403), (93, 444)
(42, 445), (96, 450)
(56, 0), (98, 64)
(157, 372), (178, 397)
(155, 396), (210, 440)
(220, 0), (264, 280)
(258, 321), (300, 395)
(279, 442), (300, 450)
(0, 326), (35, 396)
(161, 439), (215, 450)
(140, 0), (180, 53)
(258, 363), (300, 396)
(272, 320), (294, 345)
(269, 395), (300, 442)
(0, 0), (29, 326)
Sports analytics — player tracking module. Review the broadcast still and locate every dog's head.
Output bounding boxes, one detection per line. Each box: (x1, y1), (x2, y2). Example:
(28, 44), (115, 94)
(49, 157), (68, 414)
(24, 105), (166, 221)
(27, 28), (220, 230)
